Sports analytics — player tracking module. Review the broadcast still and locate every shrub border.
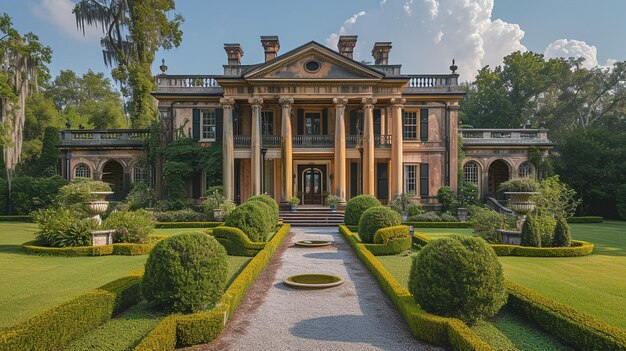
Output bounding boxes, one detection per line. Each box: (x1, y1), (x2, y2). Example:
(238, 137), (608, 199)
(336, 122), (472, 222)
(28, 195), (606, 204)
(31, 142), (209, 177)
(212, 226), (266, 256)
(339, 225), (494, 351)
(566, 216), (604, 223)
(0, 215), (33, 222)
(22, 236), (167, 256)
(154, 222), (223, 229)
(133, 224), (291, 350)
(403, 221), (472, 228)
(0, 271), (142, 351)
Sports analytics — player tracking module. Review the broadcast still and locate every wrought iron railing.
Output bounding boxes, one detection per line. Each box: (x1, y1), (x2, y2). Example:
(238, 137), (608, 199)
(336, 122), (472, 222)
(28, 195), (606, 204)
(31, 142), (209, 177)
(233, 135), (251, 147)
(262, 135), (282, 148)
(292, 135), (334, 148)
(346, 135), (360, 148)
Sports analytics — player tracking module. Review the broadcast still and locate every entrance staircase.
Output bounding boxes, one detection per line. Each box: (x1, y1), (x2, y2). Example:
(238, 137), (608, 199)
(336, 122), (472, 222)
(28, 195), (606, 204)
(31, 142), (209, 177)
(279, 206), (345, 227)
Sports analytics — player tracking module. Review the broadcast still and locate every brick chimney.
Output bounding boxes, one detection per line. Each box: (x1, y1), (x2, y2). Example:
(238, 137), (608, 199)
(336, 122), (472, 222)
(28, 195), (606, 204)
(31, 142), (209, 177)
(224, 43), (243, 65)
(337, 35), (357, 59)
(260, 36), (280, 62)
(372, 42), (392, 65)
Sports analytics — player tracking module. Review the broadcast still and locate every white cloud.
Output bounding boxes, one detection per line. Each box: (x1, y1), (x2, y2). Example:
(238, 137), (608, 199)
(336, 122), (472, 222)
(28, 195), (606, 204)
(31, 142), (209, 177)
(30, 0), (102, 41)
(326, 0), (526, 80)
(326, 11), (367, 51)
(544, 39), (603, 69)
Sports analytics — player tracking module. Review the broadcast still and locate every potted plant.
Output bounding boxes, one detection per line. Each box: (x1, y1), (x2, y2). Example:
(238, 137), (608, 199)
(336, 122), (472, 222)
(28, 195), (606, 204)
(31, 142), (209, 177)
(326, 195), (341, 212)
(288, 196), (300, 212)
(498, 178), (540, 215)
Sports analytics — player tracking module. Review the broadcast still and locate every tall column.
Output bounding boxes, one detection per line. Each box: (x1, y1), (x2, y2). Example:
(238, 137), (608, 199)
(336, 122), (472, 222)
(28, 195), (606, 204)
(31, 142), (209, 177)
(362, 97), (377, 195)
(448, 103), (460, 192)
(333, 97), (348, 205)
(249, 97), (263, 195)
(390, 97), (405, 197)
(279, 97), (294, 207)
(220, 98), (235, 201)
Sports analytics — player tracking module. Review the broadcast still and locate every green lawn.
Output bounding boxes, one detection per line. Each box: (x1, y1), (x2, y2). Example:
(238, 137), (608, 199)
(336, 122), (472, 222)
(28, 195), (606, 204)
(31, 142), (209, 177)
(0, 223), (246, 330)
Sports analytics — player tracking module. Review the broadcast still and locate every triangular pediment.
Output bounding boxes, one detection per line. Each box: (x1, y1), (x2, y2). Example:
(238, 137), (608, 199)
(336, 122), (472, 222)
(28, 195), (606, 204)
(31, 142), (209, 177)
(243, 41), (384, 81)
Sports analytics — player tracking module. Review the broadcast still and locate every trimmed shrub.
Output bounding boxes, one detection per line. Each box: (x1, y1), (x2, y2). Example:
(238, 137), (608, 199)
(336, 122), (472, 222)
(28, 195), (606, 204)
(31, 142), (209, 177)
(521, 214), (541, 247)
(246, 194), (279, 223)
(533, 210), (557, 247)
(245, 198), (275, 228)
(490, 240), (592, 257)
(22, 241), (113, 256)
(471, 207), (514, 243)
(404, 221), (472, 228)
(142, 232), (228, 313)
(552, 216), (572, 247)
(566, 216), (603, 223)
(409, 211), (442, 222)
(617, 184), (626, 220)
(155, 222), (222, 229)
(103, 210), (155, 243)
(409, 236), (507, 324)
(440, 212), (459, 222)
(152, 208), (207, 223)
(345, 194), (381, 225)
(373, 225), (410, 244)
(212, 226), (266, 256)
(224, 201), (273, 242)
(358, 206), (402, 243)
(437, 186), (457, 211)
(363, 225), (412, 255)
(0, 215), (33, 222)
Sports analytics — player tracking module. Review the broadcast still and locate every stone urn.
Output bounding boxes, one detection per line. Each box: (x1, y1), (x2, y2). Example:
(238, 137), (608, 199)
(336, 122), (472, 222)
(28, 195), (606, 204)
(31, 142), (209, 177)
(213, 208), (224, 221)
(505, 191), (539, 230)
(86, 191), (113, 225)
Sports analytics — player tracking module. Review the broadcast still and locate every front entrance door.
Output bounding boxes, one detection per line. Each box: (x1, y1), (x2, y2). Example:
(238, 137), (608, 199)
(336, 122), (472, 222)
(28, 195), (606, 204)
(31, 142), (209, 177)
(297, 165), (325, 205)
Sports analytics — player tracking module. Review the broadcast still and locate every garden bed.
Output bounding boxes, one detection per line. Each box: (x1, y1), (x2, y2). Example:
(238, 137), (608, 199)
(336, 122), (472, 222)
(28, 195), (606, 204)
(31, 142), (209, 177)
(21, 235), (168, 257)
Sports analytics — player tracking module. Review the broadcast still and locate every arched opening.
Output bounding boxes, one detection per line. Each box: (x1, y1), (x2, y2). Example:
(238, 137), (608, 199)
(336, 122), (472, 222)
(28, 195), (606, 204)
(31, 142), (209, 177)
(488, 160), (510, 199)
(300, 167), (323, 205)
(102, 160), (125, 199)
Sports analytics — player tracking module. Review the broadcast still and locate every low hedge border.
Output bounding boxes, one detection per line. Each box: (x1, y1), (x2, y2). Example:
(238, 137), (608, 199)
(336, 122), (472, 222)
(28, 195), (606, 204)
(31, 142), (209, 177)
(154, 222), (223, 229)
(211, 226), (266, 256)
(507, 281), (626, 351)
(363, 225), (412, 255)
(133, 224), (291, 350)
(0, 215), (33, 222)
(491, 240), (594, 257)
(0, 271), (143, 351)
(403, 221), (472, 228)
(22, 236), (167, 257)
(566, 216), (604, 223)
(339, 225), (494, 351)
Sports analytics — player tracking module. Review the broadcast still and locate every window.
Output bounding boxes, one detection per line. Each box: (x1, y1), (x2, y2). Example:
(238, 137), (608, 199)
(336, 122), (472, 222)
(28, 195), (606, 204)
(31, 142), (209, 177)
(403, 111), (417, 140)
(263, 159), (274, 194)
(305, 112), (321, 135)
(518, 162), (534, 178)
(420, 163), (429, 197)
(350, 110), (363, 135)
(463, 161), (479, 185)
(201, 110), (216, 140)
(404, 164), (417, 194)
(132, 165), (147, 183)
(261, 111), (274, 135)
(420, 109), (429, 141)
(75, 163), (91, 178)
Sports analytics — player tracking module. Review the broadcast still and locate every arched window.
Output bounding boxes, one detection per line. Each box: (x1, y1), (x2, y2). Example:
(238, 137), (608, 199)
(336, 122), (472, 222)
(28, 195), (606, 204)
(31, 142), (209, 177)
(518, 162), (534, 178)
(132, 165), (147, 183)
(463, 161), (479, 185)
(75, 163), (91, 178)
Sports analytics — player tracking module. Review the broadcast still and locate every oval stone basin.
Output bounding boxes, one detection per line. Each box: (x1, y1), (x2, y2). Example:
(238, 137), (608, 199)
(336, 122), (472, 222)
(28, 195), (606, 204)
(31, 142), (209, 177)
(283, 274), (345, 289)
(294, 240), (332, 247)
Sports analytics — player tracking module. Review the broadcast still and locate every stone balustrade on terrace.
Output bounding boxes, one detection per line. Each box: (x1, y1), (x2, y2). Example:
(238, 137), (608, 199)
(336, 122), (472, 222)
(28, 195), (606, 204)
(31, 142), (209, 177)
(460, 129), (553, 146)
(59, 129), (149, 148)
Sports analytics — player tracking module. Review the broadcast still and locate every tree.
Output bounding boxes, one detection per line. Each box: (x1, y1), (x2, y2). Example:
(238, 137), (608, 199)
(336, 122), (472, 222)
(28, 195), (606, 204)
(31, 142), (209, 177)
(74, 0), (183, 127)
(521, 214), (541, 247)
(36, 127), (60, 176)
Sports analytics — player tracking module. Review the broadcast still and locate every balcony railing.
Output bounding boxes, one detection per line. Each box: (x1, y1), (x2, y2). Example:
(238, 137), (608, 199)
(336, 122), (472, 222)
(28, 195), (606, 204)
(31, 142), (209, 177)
(346, 135), (360, 148)
(403, 74), (460, 93)
(262, 135), (282, 148)
(155, 75), (220, 88)
(460, 129), (553, 146)
(233, 135), (251, 148)
(375, 135), (392, 148)
(59, 129), (149, 147)
(293, 135), (334, 148)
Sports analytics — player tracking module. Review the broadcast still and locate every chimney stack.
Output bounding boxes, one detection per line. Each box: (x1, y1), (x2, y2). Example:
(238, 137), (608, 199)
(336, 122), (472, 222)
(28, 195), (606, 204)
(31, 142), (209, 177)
(260, 36), (280, 62)
(224, 43), (244, 65)
(372, 42), (392, 65)
(337, 35), (357, 59)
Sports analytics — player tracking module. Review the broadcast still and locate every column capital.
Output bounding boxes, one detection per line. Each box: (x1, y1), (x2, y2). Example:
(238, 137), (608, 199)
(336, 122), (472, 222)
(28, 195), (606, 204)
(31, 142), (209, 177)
(333, 97), (349, 107)
(248, 97), (264, 107)
(279, 97), (294, 107)
(361, 97), (377, 109)
(219, 97), (236, 108)
(390, 97), (406, 107)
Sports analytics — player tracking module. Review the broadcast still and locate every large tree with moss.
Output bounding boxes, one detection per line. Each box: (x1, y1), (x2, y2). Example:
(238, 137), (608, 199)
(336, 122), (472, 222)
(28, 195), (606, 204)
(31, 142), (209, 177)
(73, 0), (183, 127)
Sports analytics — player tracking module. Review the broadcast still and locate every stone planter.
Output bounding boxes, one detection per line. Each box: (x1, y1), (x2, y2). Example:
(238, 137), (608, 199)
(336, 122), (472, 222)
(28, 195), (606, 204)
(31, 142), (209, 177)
(497, 229), (521, 245)
(86, 191), (113, 225)
(91, 229), (115, 246)
(213, 208), (224, 221)
(329, 205), (337, 213)
(456, 207), (468, 222)
(505, 192), (539, 215)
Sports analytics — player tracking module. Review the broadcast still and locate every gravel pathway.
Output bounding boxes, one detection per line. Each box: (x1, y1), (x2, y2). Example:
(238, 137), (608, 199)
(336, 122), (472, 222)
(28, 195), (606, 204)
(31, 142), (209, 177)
(192, 227), (442, 351)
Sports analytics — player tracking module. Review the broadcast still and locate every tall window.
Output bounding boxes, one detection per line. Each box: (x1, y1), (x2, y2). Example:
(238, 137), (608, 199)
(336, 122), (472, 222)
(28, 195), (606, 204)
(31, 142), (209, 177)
(518, 162), (534, 178)
(404, 164), (417, 194)
(463, 161), (479, 185)
(420, 109), (429, 141)
(263, 159), (274, 194)
(261, 111), (274, 135)
(420, 163), (429, 197)
(403, 111), (417, 140)
(75, 163), (91, 178)
(132, 165), (147, 183)
(305, 112), (321, 135)
(201, 110), (216, 140)
(350, 110), (363, 135)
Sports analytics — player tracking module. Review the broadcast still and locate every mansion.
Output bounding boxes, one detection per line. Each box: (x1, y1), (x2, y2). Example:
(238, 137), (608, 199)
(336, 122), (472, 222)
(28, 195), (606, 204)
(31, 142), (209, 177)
(59, 36), (553, 207)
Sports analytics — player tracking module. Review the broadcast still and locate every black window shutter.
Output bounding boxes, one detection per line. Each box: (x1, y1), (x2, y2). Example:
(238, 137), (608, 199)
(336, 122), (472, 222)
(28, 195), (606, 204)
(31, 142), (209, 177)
(215, 108), (224, 142)
(192, 172), (201, 199)
(349, 110), (358, 135)
(297, 109), (304, 135)
(322, 108), (328, 135)
(374, 109), (381, 135)
(192, 108), (201, 141)
(420, 163), (429, 197)
(420, 108), (429, 141)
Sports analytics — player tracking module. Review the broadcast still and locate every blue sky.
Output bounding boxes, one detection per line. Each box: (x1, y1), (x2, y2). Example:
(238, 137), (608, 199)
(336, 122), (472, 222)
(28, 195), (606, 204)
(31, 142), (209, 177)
(3, 0), (625, 82)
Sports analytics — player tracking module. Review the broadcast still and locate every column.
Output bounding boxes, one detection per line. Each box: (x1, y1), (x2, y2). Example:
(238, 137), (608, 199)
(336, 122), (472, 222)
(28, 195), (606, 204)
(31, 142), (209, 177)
(220, 97), (235, 201)
(362, 97), (377, 195)
(249, 97), (263, 195)
(390, 97), (405, 197)
(448, 103), (460, 192)
(279, 97), (294, 207)
(333, 97), (348, 205)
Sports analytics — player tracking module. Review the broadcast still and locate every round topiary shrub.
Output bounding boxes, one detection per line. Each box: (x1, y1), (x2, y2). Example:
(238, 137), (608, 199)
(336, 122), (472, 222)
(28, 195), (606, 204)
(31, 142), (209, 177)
(142, 232), (227, 313)
(344, 195), (382, 225)
(247, 194), (279, 224)
(358, 206), (402, 243)
(225, 201), (273, 242)
(409, 236), (507, 324)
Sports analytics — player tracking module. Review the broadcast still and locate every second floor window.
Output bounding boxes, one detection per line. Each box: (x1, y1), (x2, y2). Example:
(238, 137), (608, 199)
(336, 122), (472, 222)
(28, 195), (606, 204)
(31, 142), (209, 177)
(403, 111), (417, 140)
(262, 111), (274, 135)
(202, 110), (216, 140)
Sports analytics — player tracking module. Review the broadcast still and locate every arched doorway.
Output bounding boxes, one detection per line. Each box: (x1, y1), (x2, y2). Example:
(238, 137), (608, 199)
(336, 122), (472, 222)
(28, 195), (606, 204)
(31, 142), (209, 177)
(298, 165), (325, 205)
(102, 160), (124, 199)
(488, 160), (510, 199)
